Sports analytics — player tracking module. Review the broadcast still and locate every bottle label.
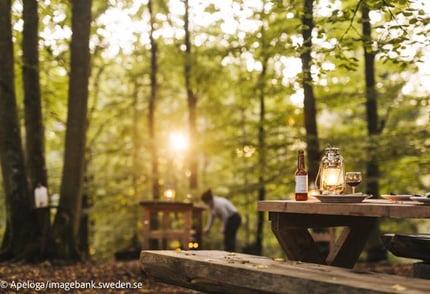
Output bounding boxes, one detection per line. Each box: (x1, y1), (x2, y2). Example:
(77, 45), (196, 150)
(295, 175), (308, 193)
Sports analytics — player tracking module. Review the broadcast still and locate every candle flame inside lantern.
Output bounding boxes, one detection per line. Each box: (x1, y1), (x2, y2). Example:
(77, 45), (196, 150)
(321, 167), (344, 194)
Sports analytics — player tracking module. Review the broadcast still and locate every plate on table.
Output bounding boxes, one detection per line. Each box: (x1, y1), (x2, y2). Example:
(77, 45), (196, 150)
(410, 196), (430, 205)
(381, 194), (413, 202)
(314, 194), (370, 203)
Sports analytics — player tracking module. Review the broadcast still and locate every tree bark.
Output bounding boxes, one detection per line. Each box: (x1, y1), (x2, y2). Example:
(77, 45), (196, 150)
(147, 0), (161, 249)
(184, 0), (198, 191)
(148, 0), (160, 200)
(53, 0), (92, 260)
(361, 1), (386, 262)
(301, 0), (320, 181)
(253, 6), (271, 255)
(0, 0), (38, 261)
(22, 0), (47, 189)
(256, 58), (268, 255)
(22, 0), (52, 259)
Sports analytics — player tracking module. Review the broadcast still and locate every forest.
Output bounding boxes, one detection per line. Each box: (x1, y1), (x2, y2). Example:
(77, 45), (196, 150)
(0, 0), (429, 262)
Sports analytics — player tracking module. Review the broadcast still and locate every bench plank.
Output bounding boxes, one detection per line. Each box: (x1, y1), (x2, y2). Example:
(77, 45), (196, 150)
(140, 250), (430, 294)
(382, 233), (430, 261)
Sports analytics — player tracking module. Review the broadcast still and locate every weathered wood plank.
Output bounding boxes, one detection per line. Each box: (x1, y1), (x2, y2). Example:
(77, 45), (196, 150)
(140, 250), (430, 294)
(258, 199), (430, 219)
(382, 234), (430, 261)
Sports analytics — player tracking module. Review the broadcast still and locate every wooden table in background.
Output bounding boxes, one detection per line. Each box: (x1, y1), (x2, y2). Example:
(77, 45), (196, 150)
(258, 199), (430, 268)
(140, 201), (205, 250)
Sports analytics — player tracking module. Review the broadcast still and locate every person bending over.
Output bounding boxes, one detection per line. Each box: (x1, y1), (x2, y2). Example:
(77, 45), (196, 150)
(201, 189), (241, 252)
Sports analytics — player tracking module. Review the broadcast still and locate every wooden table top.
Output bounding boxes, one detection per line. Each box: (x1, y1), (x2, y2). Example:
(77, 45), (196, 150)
(139, 200), (206, 210)
(258, 199), (430, 219)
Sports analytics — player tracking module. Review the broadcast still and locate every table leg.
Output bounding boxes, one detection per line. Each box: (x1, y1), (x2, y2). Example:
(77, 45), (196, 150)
(142, 208), (150, 249)
(270, 212), (377, 268)
(183, 210), (192, 250)
(271, 213), (326, 264)
(162, 211), (170, 249)
(192, 209), (203, 248)
(327, 218), (377, 268)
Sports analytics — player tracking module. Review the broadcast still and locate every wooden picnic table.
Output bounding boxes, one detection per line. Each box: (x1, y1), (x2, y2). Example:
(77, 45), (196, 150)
(140, 201), (205, 250)
(258, 198), (430, 268)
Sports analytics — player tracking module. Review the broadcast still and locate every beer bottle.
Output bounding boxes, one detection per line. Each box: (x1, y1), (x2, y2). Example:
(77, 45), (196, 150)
(295, 150), (308, 201)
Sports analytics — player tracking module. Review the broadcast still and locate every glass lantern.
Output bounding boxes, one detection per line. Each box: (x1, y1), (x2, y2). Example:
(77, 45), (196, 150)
(316, 147), (345, 194)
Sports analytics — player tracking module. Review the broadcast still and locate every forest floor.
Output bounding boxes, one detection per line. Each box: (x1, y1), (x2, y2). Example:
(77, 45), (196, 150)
(0, 258), (415, 293)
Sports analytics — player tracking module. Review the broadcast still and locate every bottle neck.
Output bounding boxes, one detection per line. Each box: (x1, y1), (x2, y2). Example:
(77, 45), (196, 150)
(297, 151), (305, 170)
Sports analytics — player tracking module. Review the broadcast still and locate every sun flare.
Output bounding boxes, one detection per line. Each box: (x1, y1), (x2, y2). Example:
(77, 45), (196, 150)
(169, 132), (188, 152)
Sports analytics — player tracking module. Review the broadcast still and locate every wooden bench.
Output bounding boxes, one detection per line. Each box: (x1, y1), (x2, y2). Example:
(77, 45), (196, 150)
(382, 233), (430, 279)
(140, 250), (430, 293)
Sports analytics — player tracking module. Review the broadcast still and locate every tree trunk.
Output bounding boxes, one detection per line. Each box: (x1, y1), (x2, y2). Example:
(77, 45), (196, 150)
(301, 0), (320, 181)
(148, 0), (160, 200)
(22, 0), (47, 189)
(52, 0), (92, 260)
(0, 0), (38, 261)
(147, 0), (161, 249)
(22, 0), (52, 259)
(361, 1), (386, 262)
(184, 0), (198, 191)
(256, 59), (268, 256)
(78, 193), (90, 258)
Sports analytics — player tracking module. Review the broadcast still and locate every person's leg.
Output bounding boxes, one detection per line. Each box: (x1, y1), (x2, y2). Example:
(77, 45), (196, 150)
(224, 213), (241, 251)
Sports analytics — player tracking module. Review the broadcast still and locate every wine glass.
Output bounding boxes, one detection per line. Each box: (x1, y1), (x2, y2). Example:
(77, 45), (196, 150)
(345, 172), (362, 194)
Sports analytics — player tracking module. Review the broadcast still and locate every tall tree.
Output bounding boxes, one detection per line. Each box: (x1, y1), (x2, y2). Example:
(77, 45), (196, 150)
(146, 0), (162, 250)
(301, 0), (320, 180)
(148, 0), (160, 200)
(23, 0), (47, 189)
(0, 0), (37, 260)
(52, 0), (92, 260)
(184, 0), (198, 191)
(361, 0), (386, 261)
(254, 8), (270, 256)
(22, 0), (52, 258)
